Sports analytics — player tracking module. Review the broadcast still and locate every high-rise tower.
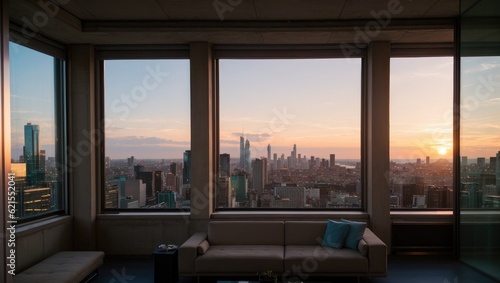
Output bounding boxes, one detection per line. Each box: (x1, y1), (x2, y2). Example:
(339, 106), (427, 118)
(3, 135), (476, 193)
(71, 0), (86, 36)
(183, 150), (191, 185)
(245, 139), (251, 173)
(220, 153), (230, 177)
(24, 123), (40, 185)
(267, 144), (271, 170)
(239, 136), (245, 170)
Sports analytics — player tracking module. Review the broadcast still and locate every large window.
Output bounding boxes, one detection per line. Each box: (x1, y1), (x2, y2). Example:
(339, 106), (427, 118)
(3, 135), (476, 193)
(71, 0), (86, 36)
(217, 58), (362, 209)
(103, 59), (190, 210)
(9, 41), (66, 220)
(390, 56), (454, 209)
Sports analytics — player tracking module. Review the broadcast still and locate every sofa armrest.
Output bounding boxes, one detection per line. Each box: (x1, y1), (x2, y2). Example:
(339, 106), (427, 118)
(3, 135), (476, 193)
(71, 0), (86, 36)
(362, 228), (387, 275)
(178, 232), (208, 274)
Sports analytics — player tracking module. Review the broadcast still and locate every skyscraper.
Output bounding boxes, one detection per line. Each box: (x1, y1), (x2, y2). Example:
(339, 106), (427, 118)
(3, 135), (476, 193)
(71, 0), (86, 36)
(239, 136), (245, 170)
(24, 123), (40, 185)
(267, 144), (271, 169)
(154, 171), (163, 193)
(245, 139), (251, 173)
(292, 144), (297, 169)
(477, 157), (486, 168)
(183, 150), (191, 185)
(252, 158), (267, 193)
(330, 154), (336, 169)
(426, 156), (430, 165)
(220, 153), (230, 177)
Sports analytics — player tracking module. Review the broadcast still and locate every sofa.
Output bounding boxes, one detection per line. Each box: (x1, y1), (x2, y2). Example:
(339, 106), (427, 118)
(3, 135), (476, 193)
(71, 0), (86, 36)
(179, 221), (387, 279)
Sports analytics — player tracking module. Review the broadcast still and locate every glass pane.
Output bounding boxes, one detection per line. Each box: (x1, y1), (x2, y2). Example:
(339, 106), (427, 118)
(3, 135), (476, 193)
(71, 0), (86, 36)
(390, 57), (454, 209)
(9, 42), (64, 219)
(218, 58), (361, 209)
(104, 59), (190, 209)
(460, 0), (500, 279)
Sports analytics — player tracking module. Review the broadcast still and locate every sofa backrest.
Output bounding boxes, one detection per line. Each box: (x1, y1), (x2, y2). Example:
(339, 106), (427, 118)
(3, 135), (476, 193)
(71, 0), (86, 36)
(208, 221), (285, 245)
(285, 221), (327, 245)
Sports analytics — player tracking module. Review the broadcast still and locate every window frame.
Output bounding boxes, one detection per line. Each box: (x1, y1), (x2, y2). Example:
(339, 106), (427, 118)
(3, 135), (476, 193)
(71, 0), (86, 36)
(8, 27), (68, 223)
(389, 44), (455, 211)
(213, 44), (367, 211)
(96, 45), (192, 213)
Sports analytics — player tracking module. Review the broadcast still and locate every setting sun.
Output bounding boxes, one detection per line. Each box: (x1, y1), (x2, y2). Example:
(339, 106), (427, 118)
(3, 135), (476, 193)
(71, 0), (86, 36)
(438, 147), (448, 156)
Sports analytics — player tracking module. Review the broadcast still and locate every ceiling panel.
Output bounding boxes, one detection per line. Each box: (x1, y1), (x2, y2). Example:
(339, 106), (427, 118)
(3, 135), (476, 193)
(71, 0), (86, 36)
(71, 0), (168, 20)
(262, 31), (332, 44)
(254, 0), (347, 20)
(396, 29), (454, 43)
(155, 0), (257, 20)
(423, 0), (459, 17)
(340, 0), (443, 19)
(176, 31), (264, 44)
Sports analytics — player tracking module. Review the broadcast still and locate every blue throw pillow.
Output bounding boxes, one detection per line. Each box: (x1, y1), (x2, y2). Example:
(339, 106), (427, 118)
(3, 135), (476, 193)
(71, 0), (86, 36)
(322, 220), (350, 249)
(341, 219), (367, 250)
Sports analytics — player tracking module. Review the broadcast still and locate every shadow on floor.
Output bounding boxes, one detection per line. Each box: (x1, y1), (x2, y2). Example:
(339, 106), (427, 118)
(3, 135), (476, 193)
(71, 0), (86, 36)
(91, 255), (499, 283)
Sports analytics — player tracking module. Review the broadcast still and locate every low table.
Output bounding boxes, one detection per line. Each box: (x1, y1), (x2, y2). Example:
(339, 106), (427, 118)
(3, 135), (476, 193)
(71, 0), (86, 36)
(153, 247), (178, 283)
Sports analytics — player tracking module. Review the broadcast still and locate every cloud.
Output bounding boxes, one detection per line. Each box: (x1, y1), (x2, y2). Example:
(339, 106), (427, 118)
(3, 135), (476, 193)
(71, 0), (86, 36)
(220, 139), (240, 145)
(231, 132), (272, 142)
(107, 136), (189, 146)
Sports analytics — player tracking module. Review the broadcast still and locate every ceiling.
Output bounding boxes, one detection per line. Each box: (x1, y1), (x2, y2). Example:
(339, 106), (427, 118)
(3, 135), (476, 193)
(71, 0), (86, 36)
(9, 0), (462, 45)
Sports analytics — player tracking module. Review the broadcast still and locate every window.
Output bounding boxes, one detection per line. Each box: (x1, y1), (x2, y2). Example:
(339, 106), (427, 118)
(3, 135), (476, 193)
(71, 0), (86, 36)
(390, 56), (454, 209)
(103, 59), (190, 210)
(9, 41), (66, 220)
(460, 56), (500, 209)
(217, 58), (362, 209)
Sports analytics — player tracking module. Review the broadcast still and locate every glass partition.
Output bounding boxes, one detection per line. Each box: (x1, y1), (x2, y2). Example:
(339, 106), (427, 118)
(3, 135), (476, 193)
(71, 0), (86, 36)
(460, 0), (500, 279)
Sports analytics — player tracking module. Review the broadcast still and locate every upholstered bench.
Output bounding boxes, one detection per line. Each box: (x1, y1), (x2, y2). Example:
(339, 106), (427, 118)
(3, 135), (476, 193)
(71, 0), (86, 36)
(13, 251), (105, 283)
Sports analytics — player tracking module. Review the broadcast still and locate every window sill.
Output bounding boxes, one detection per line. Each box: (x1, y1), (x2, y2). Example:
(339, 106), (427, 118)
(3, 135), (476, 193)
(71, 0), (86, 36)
(16, 215), (73, 237)
(97, 212), (190, 220)
(391, 210), (453, 224)
(211, 211), (369, 221)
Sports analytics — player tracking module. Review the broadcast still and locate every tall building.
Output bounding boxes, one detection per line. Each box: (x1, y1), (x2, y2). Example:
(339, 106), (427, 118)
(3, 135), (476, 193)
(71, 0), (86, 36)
(426, 156), (430, 165)
(252, 158), (267, 193)
(24, 123), (40, 185)
(231, 174), (248, 203)
(216, 176), (231, 208)
(477, 157), (486, 168)
(489, 157), (496, 172)
(292, 144), (297, 169)
(183, 150), (191, 185)
(169, 162), (177, 175)
(220, 153), (230, 177)
(157, 190), (176, 208)
(330, 154), (336, 168)
(127, 156), (134, 167)
(267, 144), (271, 169)
(239, 136), (245, 170)
(245, 139), (251, 173)
(154, 171), (163, 193)
(462, 156), (468, 166)
(136, 171), (154, 198)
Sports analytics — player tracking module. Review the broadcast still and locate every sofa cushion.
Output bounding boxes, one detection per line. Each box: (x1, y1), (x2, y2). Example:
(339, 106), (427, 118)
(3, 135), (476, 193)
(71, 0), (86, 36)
(322, 220), (350, 249)
(195, 245), (284, 273)
(13, 251), (104, 283)
(341, 219), (367, 250)
(208, 221), (284, 245)
(285, 221), (328, 245)
(197, 240), (210, 255)
(284, 245), (368, 273)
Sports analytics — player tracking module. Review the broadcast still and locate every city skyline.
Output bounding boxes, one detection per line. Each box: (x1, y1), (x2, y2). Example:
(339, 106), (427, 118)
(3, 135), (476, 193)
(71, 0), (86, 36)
(10, 42), (500, 161)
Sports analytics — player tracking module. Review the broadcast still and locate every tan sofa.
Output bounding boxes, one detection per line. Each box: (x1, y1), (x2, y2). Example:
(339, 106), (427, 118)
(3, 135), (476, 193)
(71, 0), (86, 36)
(179, 221), (387, 279)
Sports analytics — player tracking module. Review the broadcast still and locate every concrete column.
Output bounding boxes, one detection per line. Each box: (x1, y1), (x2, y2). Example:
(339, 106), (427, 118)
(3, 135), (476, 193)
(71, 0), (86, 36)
(1, 1), (13, 281)
(68, 44), (97, 250)
(189, 42), (215, 220)
(366, 41), (391, 251)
